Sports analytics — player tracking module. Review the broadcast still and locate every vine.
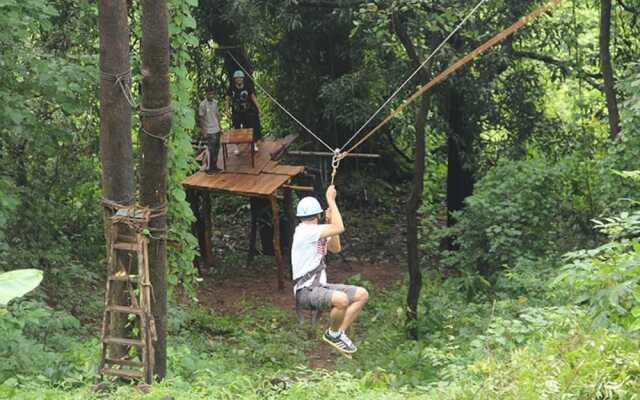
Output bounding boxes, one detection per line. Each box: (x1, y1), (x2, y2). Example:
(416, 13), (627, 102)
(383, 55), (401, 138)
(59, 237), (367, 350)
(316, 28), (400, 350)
(166, 0), (200, 296)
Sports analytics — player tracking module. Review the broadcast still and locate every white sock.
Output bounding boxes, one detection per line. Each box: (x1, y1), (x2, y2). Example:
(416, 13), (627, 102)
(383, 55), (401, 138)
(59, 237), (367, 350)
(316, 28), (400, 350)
(328, 329), (341, 338)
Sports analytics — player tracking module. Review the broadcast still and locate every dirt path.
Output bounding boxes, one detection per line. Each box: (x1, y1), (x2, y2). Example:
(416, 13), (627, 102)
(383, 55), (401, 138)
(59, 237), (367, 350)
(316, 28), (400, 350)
(197, 261), (403, 369)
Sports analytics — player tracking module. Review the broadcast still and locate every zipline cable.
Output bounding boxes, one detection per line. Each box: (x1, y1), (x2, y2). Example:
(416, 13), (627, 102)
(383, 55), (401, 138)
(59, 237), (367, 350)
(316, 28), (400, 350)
(339, 0), (563, 157)
(340, 0), (488, 152)
(226, 51), (335, 153)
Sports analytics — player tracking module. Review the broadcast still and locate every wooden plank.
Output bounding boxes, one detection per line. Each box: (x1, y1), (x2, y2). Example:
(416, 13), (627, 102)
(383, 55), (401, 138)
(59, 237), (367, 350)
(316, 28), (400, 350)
(101, 367), (144, 379)
(220, 128), (253, 144)
(103, 337), (144, 347)
(109, 275), (139, 282)
(183, 171), (292, 197)
(113, 242), (140, 252)
(269, 165), (305, 176)
(105, 358), (144, 368)
(107, 305), (143, 315)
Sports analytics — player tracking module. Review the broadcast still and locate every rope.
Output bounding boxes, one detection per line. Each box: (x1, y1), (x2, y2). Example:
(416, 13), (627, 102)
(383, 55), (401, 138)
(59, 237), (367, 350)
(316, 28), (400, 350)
(139, 104), (173, 118)
(139, 105), (173, 145)
(226, 51), (335, 152)
(340, 0), (488, 152)
(100, 70), (136, 108)
(330, 149), (341, 186)
(340, 0), (563, 157)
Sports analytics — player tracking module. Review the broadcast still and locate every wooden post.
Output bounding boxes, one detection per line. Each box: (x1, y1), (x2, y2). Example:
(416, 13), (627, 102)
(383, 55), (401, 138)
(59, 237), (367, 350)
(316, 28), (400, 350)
(186, 189), (215, 269)
(283, 187), (295, 275)
(247, 198), (258, 265)
(270, 195), (284, 291)
(201, 192), (215, 267)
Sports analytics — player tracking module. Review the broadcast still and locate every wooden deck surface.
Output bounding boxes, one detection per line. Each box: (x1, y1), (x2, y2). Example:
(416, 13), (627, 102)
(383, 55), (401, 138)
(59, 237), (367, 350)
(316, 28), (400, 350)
(185, 133), (304, 197)
(216, 134), (298, 175)
(183, 171), (293, 197)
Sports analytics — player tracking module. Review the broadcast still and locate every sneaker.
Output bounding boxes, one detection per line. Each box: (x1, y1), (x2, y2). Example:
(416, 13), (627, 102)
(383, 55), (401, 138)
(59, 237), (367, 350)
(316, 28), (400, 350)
(233, 146), (240, 156)
(322, 330), (357, 354)
(254, 144), (259, 152)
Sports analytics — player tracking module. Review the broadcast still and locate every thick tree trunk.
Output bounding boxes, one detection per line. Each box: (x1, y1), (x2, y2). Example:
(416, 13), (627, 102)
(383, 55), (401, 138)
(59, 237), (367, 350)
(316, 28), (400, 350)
(600, 0), (621, 139)
(98, 0), (135, 357)
(140, 0), (172, 380)
(444, 88), (474, 249)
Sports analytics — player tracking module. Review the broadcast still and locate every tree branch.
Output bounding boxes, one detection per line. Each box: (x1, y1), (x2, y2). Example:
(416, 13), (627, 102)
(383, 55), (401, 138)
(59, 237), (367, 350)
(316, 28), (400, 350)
(511, 50), (603, 91)
(385, 131), (414, 164)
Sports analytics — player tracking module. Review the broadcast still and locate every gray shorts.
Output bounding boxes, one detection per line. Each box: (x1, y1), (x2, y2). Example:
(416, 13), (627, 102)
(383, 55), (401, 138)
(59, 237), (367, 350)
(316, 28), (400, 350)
(295, 284), (359, 311)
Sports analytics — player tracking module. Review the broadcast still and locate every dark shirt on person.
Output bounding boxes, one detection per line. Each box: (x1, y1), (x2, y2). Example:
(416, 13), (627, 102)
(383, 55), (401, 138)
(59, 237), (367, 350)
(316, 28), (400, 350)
(228, 83), (257, 115)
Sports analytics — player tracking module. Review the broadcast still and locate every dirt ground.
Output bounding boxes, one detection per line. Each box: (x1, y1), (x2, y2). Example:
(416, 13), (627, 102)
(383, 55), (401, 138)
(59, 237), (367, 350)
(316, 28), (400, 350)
(197, 260), (403, 369)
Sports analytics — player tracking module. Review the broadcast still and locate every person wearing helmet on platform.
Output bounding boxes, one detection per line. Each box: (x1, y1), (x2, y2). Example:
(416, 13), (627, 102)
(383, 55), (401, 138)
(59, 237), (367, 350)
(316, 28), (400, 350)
(227, 70), (261, 154)
(291, 185), (369, 355)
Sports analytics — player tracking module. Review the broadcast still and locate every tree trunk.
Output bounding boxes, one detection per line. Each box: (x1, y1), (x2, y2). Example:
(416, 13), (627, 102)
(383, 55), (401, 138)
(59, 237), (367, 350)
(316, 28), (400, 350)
(406, 95), (428, 339)
(600, 0), (621, 139)
(444, 88), (474, 249)
(140, 0), (172, 380)
(392, 12), (427, 339)
(98, 0), (135, 357)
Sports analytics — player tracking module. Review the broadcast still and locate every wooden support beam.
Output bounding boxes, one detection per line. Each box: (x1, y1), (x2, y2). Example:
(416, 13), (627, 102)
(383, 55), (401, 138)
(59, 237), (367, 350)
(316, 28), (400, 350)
(282, 184), (314, 192)
(287, 150), (380, 158)
(270, 196), (284, 291)
(283, 187), (296, 276)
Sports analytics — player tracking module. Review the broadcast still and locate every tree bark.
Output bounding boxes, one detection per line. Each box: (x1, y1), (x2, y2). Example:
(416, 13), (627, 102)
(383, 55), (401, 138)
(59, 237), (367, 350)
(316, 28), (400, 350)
(444, 88), (475, 248)
(392, 12), (428, 339)
(600, 0), (621, 139)
(98, 0), (135, 357)
(140, 0), (172, 380)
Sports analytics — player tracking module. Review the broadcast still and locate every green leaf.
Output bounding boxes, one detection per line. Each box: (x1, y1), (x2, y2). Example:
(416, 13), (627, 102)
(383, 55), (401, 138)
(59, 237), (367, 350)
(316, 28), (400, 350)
(0, 269), (43, 306)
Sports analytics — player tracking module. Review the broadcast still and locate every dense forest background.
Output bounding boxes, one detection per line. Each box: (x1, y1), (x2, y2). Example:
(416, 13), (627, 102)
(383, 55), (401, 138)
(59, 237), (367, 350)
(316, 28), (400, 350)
(1, 0), (640, 398)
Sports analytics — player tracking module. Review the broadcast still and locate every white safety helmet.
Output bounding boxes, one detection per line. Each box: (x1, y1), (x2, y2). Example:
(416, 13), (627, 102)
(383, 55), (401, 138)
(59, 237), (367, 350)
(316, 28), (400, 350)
(233, 70), (245, 79)
(296, 196), (323, 218)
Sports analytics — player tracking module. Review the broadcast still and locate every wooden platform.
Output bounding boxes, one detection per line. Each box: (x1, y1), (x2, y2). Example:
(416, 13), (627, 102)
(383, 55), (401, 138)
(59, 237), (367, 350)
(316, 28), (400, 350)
(216, 134), (298, 175)
(183, 171), (294, 197)
(184, 133), (304, 197)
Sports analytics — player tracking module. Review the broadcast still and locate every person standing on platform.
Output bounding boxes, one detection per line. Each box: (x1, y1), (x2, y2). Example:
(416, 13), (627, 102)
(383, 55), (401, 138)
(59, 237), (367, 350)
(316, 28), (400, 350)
(227, 70), (261, 154)
(199, 86), (221, 175)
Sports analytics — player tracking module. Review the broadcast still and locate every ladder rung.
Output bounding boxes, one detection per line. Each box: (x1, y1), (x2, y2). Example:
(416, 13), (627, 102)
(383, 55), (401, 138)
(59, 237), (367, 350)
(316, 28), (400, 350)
(117, 234), (138, 243)
(109, 275), (139, 282)
(105, 358), (144, 368)
(113, 242), (141, 251)
(101, 367), (144, 379)
(103, 337), (144, 347)
(106, 305), (143, 315)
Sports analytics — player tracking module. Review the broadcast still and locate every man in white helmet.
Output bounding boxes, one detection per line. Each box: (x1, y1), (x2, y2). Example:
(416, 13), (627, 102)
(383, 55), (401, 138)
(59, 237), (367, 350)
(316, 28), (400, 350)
(292, 185), (369, 355)
(227, 70), (261, 153)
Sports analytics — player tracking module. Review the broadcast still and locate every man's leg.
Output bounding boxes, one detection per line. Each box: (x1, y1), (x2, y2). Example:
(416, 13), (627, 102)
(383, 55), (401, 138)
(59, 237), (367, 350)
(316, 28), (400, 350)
(339, 287), (369, 332)
(329, 291), (349, 331)
(206, 132), (220, 173)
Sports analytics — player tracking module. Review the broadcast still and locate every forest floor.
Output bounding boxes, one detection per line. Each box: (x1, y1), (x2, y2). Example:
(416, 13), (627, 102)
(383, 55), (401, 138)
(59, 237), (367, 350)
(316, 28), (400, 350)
(197, 260), (403, 369)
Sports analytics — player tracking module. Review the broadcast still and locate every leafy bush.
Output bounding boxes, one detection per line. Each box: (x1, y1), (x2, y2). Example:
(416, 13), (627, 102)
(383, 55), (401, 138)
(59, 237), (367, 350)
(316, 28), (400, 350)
(0, 300), (91, 385)
(554, 208), (640, 331)
(441, 157), (599, 278)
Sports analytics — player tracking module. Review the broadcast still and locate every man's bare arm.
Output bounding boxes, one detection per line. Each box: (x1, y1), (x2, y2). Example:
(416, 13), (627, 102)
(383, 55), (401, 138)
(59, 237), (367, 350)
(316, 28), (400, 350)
(325, 207), (342, 253)
(319, 185), (344, 240)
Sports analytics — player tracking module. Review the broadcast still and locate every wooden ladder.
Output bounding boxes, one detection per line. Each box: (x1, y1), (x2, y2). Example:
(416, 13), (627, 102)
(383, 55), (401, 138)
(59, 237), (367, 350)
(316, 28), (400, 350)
(99, 208), (156, 383)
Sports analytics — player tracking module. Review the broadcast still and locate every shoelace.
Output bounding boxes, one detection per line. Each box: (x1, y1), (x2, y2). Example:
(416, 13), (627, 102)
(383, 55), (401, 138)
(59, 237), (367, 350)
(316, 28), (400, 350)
(340, 332), (355, 348)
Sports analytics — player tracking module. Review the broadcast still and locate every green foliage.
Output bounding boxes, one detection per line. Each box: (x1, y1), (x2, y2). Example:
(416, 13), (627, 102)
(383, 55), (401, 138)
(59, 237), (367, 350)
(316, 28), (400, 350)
(166, 0), (199, 294)
(441, 157), (600, 278)
(554, 208), (640, 331)
(0, 269), (43, 306)
(0, 300), (92, 387)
